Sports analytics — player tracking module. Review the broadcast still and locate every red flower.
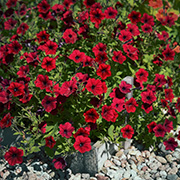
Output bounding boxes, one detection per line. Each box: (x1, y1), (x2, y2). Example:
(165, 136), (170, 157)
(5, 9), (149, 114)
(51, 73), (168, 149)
(125, 97), (138, 113)
(126, 24), (140, 36)
(4, 147), (23, 166)
(121, 124), (134, 139)
(147, 84), (156, 92)
(112, 50), (126, 64)
(8, 82), (25, 97)
(17, 65), (29, 78)
(147, 121), (157, 133)
(128, 11), (141, 24)
(153, 56), (163, 66)
(52, 4), (64, 14)
(154, 74), (166, 87)
(63, 0), (73, 9)
(39, 11), (54, 20)
(158, 31), (169, 41)
(163, 119), (173, 133)
(82, 55), (94, 67)
(153, 124), (166, 137)
(59, 122), (74, 138)
(92, 43), (106, 56)
(141, 13), (154, 26)
(135, 68), (148, 83)
(73, 127), (90, 138)
(63, 29), (77, 44)
(35, 74), (52, 92)
(8, 41), (22, 54)
(167, 76), (173, 87)
(162, 45), (175, 61)
(90, 8), (105, 28)
(84, 108), (99, 123)
(6, 0), (18, 8)
(161, 99), (169, 108)
(59, 78), (77, 97)
(38, 121), (47, 134)
(0, 113), (13, 129)
(17, 23), (29, 35)
(141, 90), (156, 104)
(109, 87), (125, 99)
(119, 30), (132, 42)
(119, 81), (132, 94)
(175, 98), (180, 112)
(41, 57), (56, 72)
(36, 30), (50, 43)
(90, 95), (103, 108)
(4, 18), (17, 30)
(96, 64), (111, 80)
(165, 89), (174, 102)
(95, 52), (108, 64)
(111, 97), (125, 112)
(73, 135), (91, 153)
(101, 105), (118, 122)
(0, 91), (11, 104)
(26, 52), (40, 67)
(69, 50), (86, 63)
(168, 107), (176, 119)
(104, 7), (117, 19)
(165, 16), (175, 27)
(41, 95), (57, 113)
(123, 44), (139, 61)
(141, 103), (153, 114)
(45, 136), (56, 149)
(83, 0), (95, 8)
(141, 24), (153, 33)
(53, 157), (67, 170)
(37, 0), (50, 13)
(163, 138), (178, 151)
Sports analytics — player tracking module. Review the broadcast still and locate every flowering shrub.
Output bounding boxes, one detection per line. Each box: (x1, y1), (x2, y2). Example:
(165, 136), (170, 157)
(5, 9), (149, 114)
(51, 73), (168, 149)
(0, 0), (180, 169)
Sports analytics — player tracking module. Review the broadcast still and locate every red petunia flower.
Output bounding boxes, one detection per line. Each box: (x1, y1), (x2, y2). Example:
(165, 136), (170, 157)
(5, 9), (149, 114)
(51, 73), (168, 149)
(38, 121), (47, 134)
(119, 81), (132, 94)
(17, 23), (29, 35)
(165, 15), (175, 27)
(63, 0), (73, 9)
(69, 50), (86, 63)
(128, 11), (141, 24)
(158, 31), (169, 41)
(111, 97), (125, 112)
(101, 105), (118, 122)
(45, 136), (56, 149)
(163, 138), (178, 151)
(96, 64), (111, 80)
(63, 29), (77, 44)
(141, 90), (156, 104)
(39, 11), (54, 20)
(82, 55), (94, 67)
(6, 0), (18, 8)
(0, 91), (11, 104)
(123, 44), (139, 61)
(73, 127), (90, 138)
(41, 95), (57, 113)
(84, 108), (99, 123)
(165, 89), (174, 102)
(175, 98), (180, 112)
(121, 124), (134, 139)
(161, 99), (169, 108)
(153, 56), (163, 66)
(90, 95), (103, 108)
(85, 78), (103, 96)
(53, 157), (67, 170)
(163, 119), (173, 133)
(109, 87), (125, 99)
(147, 84), (156, 92)
(141, 24), (153, 33)
(37, 0), (50, 13)
(153, 124), (166, 137)
(141, 13), (154, 26)
(8, 41), (22, 54)
(141, 103), (153, 114)
(104, 7), (117, 19)
(52, 4), (64, 14)
(119, 30), (132, 42)
(83, 0), (95, 8)
(4, 147), (23, 166)
(162, 45), (175, 61)
(126, 23), (140, 36)
(125, 97), (138, 113)
(59, 122), (74, 138)
(95, 52), (108, 64)
(36, 30), (50, 43)
(73, 135), (91, 153)
(92, 43), (106, 56)
(26, 52), (40, 67)
(8, 82), (25, 97)
(35, 74), (52, 92)
(0, 113), (13, 129)
(168, 107), (176, 119)
(147, 121), (157, 133)
(61, 10), (74, 26)
(17, 65), (29, 78)
(154, 74), (166, 87)
(41, 57), (56, 72)
(135, 68), (149, 83)
(112, 50), (126, 64)
(4, 18), (17, 30)
(166, 76), (173, 87)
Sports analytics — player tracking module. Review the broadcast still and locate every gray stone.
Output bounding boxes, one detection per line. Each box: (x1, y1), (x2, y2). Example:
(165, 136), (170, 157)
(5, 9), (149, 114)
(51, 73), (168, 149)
(112, 159), (121, 166)
(160, 171), (167, 178)
(165, 154), (173, 163)
(74, 173), (81, 180)
(156, 156), (167, 164)
(41, 172), (51, 180)
(167, 174), (178, 180)
(107, 169), (116, 178)
(49, 171), (55, 178)
(130, 169), (137, 177)
(123, 170), (131, 179)
(119, 154), (126, 160)
(81, 173), (90, 180)
(168, 167), (178, 174)
(90, 178), (97, 180)
(143, 172), (151, 179)
(133, 176), (143, 180)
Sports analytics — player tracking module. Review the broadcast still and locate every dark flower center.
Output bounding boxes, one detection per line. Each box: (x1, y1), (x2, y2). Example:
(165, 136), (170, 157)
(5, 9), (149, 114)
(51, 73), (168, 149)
(42, 5), (47, 10)
(146, 96), (151, 100)
(75, 56), (79, 60)
(42, 35), (46, 39)
(12, 153), (17, 157)
(115, 56), (119, 60)
(79, 143), (84, 147)
(140, 73), (143, 76)
(64, 129), (67, 134)
(69, 34), (72, 38)
(46, 61), (51, 66)
(91, 85), (95, 89)
(14, 87), (18, 92)
(166, 53), (170, 57)
(46, 100), (50, 104)
(48, 45), (53, 49)
(109, 12), (113, 16)
(95, 13), (100, 18)
(13, 46), (18, 50)
(132, 15), (137, 20)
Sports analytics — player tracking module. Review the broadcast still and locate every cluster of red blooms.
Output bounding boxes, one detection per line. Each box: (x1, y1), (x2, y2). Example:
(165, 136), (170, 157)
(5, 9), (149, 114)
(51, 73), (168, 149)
(0, 0), (179, 168)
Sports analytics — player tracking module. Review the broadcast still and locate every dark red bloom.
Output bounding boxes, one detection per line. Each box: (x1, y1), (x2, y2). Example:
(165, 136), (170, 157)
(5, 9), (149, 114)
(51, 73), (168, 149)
(0, 91), (11, 104)
(158, 31), (169, 41)
(0, 113), (13, 129)
(121, 124), (134, 139)
(78, 24), (89, 39)
(82, 55), (94, 67)
(128, 11), (141, 24)
(104, 7), (117, 19)
(41, 95), (57, 113)
(95, 52), (108, 64)
(73, 135), (91, 153)
(161, 99), (169, 108)
(35, 74), (52, 92)
(123, 44), (139, 61)
(163, 138), (178, 151)
(165, 15), (175, 27)
(141, 13), (154, 26)
(141, 24), (153, 33)
(39, 11), (54, 20)
(135, 68), (148, 83)
(112, 50), (126, 64)
(17, 65), (29, 78)
(165, 89), (174, 102)
(69, 50), (86, 63)
(153, 124), (166, 137)
(53, 157), (67, 170)
(59, 122), (74, 138)
(8, 82), (25, 97)
(26, 52), (40, 67)
(52, 4), (64, 14)
(84, 108), (99, 123)
(154, 74), (166, 87)
(92, 43), (106, 56)
(168, 107), (176, 119)
(163, 119), (173, 133)
(83, 0), (95, 8)
(101, 105), (118, 122)
(38, 121), (47, 134)
(162, 45), (175, 61)
(63, 0), (73, 9)
(126, 23), (140, 36)
(36, 30), (50, 43)
(109, 87), (125, 99)
(147, 121), (157, 133)
(111, 97), (125, 112)
(6, 0), (18, 8)
(96, 64), (111, 80)
(8, 41), (22, 54)
(4, 18), (17, 30)
(125, 97), (138, 113)
(119, 81), (132, 94)
(141, 103), (153, 114)
(17, 23), (29, 35)
(119, 30), (132, 42)
(61, 10), (74, 26)
(167, 76), (173, 87)
(63, 29), (77, 44)
(45, 136), (56, 149)
(4, 147), (23, 166)
(86, 78), (103, 96)
(175, 98), (180, 112)
(90, 95), (103, 108)
(41, 57), (56, 72)
(141, 90), (156, 104)
(37, 0), (50, 13)
(73, 127), (90, 138)
(153, 56), (163, 66)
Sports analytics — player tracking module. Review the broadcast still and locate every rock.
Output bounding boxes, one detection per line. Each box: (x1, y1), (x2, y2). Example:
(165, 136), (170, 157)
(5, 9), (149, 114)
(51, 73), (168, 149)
(112, 159), (121, 166)
(69, 174), (75, 180)
(143, 172), (151, 179)
(136, 155), (145, 164)
(123, 170), (131, 179)
(119, 154), (127, 160)
(107, 169), (116, 179)
(131, 156), (138, 164)
(49, 172), (55, 178)
(131, 162), (138, 171)
(129, 149), (140, 156)
(156, 156), (167, 164)
(96, 174), (109, 180)
(41, 172), (51, 180)
(149, 152), (156, 159)
(133, 176), (143, 180)
(148, 159), (161, 170)
(101, 167), (108, 174)
(155, 172), (160, 178)
(114, 168), (125, 179)
(160, 171), (167, 179)
(42, 163), (48, 170)
(168, 167), (178, 174)
(130, 169), (137, 178)
(127, 154), (131, 159)
(90, 178), (97, 180)
(142, 166), (149, 172)
(121, 159), (128, 168)
(3, 171), (10, 179)
(115, 149), (124, 157)
(74, 173), (81, 180)
(104, 160), (114, 168)
(110, 166), (119, 170)
(165, 154), (173, 163)
(81, 173), (90, 180)
(167, 174), (178, 180)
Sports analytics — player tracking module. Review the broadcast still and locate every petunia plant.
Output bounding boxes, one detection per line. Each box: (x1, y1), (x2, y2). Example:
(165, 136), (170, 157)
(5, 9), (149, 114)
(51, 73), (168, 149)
(0, 0), (180, 169)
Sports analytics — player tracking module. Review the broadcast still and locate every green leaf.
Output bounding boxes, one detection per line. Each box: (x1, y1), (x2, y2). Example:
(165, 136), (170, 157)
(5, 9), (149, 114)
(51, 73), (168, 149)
(31, 146), (40, 153)
(44, 147), (54, 158)
(108, 125), (114, 140)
